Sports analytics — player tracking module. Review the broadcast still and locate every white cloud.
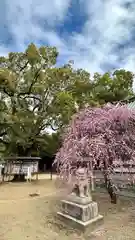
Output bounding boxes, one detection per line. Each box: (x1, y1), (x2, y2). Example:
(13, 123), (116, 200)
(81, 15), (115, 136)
(3, 0), (71, 51)
(69, 0), (135, 74)
(0, 0), (135, 78)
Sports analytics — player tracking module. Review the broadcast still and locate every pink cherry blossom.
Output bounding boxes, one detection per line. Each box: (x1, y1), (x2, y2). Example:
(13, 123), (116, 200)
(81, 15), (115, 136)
(54, 103), (135, 186)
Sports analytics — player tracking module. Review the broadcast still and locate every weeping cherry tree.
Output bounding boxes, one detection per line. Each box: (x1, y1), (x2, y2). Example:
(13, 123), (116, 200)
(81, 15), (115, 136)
(54, 103), (135, 203)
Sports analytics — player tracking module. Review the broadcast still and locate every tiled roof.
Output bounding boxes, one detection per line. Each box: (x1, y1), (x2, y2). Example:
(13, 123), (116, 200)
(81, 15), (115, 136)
(127, 101), (135, 109)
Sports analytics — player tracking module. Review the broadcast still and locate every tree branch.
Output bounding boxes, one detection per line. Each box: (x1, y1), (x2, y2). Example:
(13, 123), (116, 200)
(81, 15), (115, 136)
(0, 138), (8, 145)
(23, 95), (41, 102)
(19, 60), (29, 72)
(50, 123), (63, 131)
(18, 67), (42, 96)
(3, 87), (14, 97)
(0, 131), (7, 137)
(33, 103), (41, 112)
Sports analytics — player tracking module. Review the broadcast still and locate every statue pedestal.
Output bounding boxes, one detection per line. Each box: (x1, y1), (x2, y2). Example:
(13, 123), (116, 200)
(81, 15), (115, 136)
(57, 196), (103, 231)
(66, 194), (92, 205)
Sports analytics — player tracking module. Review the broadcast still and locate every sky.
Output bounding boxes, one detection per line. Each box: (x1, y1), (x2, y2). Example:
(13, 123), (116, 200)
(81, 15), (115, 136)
(0, 0), (135, 76)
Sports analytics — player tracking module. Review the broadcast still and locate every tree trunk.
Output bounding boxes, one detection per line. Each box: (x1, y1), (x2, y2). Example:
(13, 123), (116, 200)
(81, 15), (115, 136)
(107, 180), (117, 204)
(104, 174), (117, 204)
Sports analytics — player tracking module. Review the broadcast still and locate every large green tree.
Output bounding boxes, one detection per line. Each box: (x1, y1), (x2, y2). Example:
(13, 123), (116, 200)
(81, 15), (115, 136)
(0, 43), (134, 157)
(0, 44), (92, 156)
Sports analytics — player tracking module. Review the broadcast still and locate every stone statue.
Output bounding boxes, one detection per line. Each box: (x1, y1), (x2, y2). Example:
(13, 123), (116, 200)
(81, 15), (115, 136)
(71, 167), (92, 200)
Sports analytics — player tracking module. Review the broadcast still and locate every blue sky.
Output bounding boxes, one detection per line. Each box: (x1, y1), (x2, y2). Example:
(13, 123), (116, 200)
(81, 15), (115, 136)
(0, 0), (135, 77)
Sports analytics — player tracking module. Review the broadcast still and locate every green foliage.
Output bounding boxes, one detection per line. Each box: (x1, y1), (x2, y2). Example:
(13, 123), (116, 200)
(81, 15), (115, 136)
(92, 70), (134, 103)
(0, 44), (91, 156)
(0, 43), (134, 157)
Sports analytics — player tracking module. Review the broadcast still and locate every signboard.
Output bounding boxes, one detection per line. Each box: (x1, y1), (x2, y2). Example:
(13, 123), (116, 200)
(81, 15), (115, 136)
(4, 162), (38, 175)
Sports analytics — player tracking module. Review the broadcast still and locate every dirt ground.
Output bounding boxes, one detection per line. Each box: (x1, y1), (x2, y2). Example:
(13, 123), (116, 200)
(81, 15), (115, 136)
(0, 179), (135, 240)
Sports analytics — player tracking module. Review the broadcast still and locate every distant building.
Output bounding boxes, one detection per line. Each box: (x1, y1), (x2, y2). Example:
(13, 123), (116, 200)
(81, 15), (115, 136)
(4, 157), (40, 181)
(126, 96), (135, 109)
